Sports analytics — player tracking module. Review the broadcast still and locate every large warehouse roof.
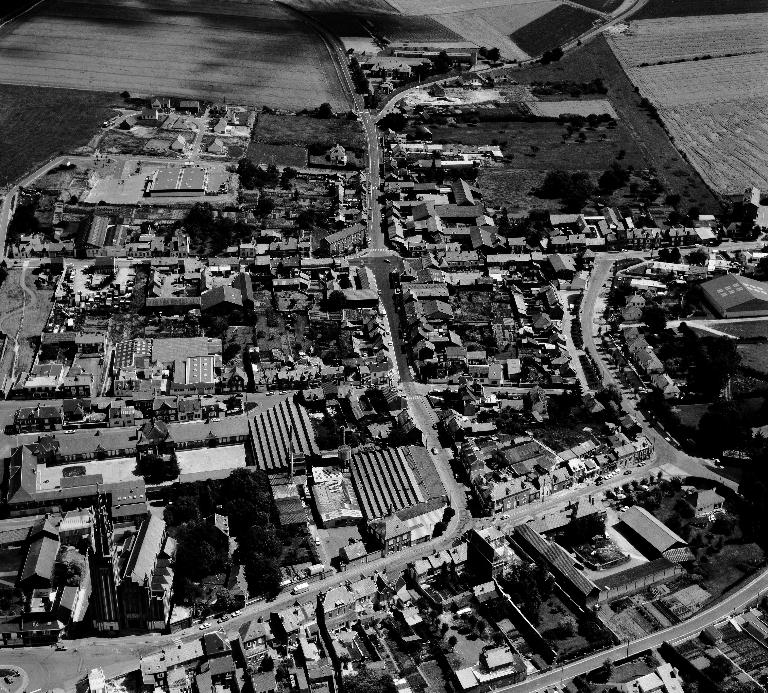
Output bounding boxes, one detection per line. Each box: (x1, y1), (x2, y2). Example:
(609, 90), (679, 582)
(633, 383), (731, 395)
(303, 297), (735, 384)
(350, 447), (440, 520)
(701, 274), (768, 317)
(620, 506), (687, 554)
(250, 397), (319, 472)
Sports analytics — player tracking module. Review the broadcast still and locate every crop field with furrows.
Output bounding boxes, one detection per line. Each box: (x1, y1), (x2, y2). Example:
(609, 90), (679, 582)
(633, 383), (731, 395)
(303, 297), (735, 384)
(623, 52), (768, 107)
(659, 99), (768, 194)
(283, 0), (462, 42)
(431, 2), (558, 60)
(608, 15), (768, 68)
(632, 0), (768, 19)
(0, 0), (347, 110)
(510, 4), (601, 56)
(609, 19), (768, 196)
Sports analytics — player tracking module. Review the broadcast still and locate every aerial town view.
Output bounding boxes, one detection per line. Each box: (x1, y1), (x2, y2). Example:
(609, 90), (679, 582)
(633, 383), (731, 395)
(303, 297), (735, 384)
(0, 0), (768, 692)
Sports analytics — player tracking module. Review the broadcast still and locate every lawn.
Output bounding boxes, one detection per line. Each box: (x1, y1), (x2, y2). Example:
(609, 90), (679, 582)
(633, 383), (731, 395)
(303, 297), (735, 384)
(511, 5), (600, 56)
(738, 344), (768, 375)
(0, 84), (118, 186)
(246, 143), (308, 167)
(633, 0), (768, 18)
(712, 320), (768, 340)
(698, 543), (766, 597)
(510, 37), (721, 213)
(253, 113), (366, 153)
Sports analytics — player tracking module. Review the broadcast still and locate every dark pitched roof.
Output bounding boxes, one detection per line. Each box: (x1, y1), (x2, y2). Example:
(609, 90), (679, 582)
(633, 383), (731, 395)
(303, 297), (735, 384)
(620, 506), (687, 554)
(513, 524), (598, 599)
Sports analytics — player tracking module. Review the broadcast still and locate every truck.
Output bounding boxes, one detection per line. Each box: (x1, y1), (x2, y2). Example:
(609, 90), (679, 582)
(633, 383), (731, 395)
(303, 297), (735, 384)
(292, 582), (310, 595)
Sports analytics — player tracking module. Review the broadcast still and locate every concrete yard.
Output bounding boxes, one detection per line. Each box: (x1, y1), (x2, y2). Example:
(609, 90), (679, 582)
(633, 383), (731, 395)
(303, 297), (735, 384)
(176, 443), (247, 482)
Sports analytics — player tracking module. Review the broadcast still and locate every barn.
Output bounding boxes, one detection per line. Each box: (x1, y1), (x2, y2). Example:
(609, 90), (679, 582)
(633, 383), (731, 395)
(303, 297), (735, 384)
(701, 274), (768, 318)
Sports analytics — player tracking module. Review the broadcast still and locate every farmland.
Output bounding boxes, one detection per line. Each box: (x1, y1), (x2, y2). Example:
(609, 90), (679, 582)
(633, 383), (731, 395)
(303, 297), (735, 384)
(496, 37), (720, 212)
(570, 0), (623, 13)
(0, 0), (347, 110)
(608, 17), (768, 193)
(608, 15), (768, 67)
(632, 0), (768, 19)
(0, 84), (117, 186)
(421, 2), (558, 61)
(510, 5), (600, 57)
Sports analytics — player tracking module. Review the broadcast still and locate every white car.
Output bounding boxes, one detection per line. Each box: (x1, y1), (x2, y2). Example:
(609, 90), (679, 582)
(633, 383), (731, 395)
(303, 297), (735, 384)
(431, 447), (439, 455)
(199, 622), (210, 630)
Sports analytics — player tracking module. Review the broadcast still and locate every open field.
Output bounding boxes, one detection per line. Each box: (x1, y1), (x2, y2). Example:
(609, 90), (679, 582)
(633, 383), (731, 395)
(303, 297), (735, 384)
(283, 0), (462, 43)
(509, 37), (720, 212)
(253, 113), (366, 152)
(633, 0), (768, 19)
(609, 15), (768, 67)
(426, 2), (558, 61)
(609, 18), (768, 194)
(511, 4), (600, 56)
(0, 0), (347, 110)
(0, 84), (117, 186)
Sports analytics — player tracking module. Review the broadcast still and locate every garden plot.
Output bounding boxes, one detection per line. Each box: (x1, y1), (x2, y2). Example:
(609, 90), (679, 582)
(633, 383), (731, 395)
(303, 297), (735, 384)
(0, 0), (347, 110)
(610, 15), (768, 68)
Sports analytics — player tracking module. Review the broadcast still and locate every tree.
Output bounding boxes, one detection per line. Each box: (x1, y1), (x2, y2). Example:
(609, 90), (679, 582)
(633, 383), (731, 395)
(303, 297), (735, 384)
(261, 654), (274, 672)
(557, 615), (577, 637)
(175, 521), (229, 582)
(255, 196), (275, 217)
(641, 303), (667, 333)
(223, 342), (241, 363)
(697, 401), (750, 456)
(539, 170), (594, 211)
(705, 655), (734, 683)
(243, 554), (282, 597)
(164, 495), (201, 526)
(379, 112), (408, 132)
(326, 289), (346, 312)
(433, 50), (452, 74)
(688, 248), (709, 266)
(135, 453), (179, 483)
(280, 167), (298, 188)
(317, 102), (334, 119)
(487, 47), (500, 61)
(448, 635), (458, 649)
(598, 162), (630, 192)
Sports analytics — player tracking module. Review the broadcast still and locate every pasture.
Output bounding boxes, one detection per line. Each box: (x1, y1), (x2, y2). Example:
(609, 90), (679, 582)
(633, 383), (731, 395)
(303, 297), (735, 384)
(510, 5), (600, 57)
(0, 0), (347, 110)
(0, 84), (117, 186)
(609, 17), (768, 193)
